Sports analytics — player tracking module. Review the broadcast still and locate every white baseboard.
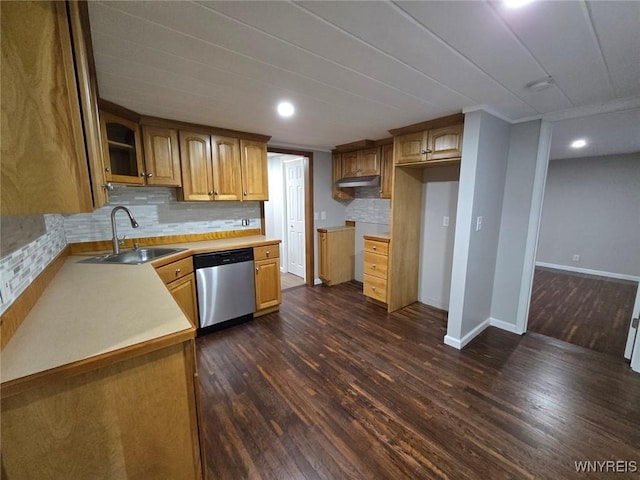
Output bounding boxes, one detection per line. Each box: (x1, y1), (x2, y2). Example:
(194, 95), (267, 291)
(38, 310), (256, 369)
(314, 278), (322, 286)
(489, 317), (521, 334)
(444, 318), (491, 350)
(420, 297), (449, 311)
(536, 262), (640, 282)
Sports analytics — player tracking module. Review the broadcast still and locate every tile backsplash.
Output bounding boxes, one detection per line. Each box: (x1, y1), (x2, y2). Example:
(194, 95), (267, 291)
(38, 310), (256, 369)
(63, 186), (261, 243)
(345, 198), (391, 225)
(0, 215), (67, 314)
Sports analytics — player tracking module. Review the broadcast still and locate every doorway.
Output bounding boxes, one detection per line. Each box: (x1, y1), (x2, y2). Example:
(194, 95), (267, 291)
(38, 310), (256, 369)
(524, 109), (640, 359)
(265, 148), (314, 289)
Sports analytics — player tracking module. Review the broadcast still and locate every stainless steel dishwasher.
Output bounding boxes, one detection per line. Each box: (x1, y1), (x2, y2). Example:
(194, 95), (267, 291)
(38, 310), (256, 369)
(194, 248), (256, 331)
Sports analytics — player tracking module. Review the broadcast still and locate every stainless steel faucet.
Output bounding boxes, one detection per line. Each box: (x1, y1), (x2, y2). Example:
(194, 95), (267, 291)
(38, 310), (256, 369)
(110, 206), (139, 255)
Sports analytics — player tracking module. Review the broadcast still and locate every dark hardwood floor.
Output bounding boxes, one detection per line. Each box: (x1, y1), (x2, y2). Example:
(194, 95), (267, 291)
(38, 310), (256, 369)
(528, 267), (638, 357)
(196, 282), (640, 480)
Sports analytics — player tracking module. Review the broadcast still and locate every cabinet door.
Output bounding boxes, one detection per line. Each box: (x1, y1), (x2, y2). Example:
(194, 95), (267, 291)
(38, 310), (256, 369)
(318, 231), (328, 281)
(394, 131), (427, 164)
(100, 112), (144, 184)
(255, 258), (281, 311)
(179, 131), (213, 201)
(358, 147), (380, 176)
(168, 273), (198, 328)
(332, 154), (353, 200)
(211, 136), (242, 201)
(1, 1), (93, 214)
(240, 139), (269, 201)
(341, 151), (359, 177)
(427, 124), (463, 161)
(379, 144), (394, 199)
(142, 126), (181, 186)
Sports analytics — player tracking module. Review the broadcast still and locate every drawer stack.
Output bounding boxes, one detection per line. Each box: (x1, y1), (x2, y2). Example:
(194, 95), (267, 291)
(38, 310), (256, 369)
(363, 235), (390, 304)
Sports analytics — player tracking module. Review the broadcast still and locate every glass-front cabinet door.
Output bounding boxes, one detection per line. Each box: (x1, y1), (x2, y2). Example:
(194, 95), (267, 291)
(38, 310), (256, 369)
(100, 111), (144, 184)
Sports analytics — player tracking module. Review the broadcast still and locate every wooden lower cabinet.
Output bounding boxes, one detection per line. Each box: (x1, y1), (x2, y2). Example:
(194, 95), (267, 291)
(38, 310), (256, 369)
(318, 227), (355, 286)
(254, 244), (282, 315)
(1, 339), (203, 480)
(363, 236), (390, 304)
(156, 256), (198, 327)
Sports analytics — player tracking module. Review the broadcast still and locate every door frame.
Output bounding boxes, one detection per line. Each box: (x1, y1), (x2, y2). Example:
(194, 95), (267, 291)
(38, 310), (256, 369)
(267, 147), (314, 287)
(283, 156), (306, 279)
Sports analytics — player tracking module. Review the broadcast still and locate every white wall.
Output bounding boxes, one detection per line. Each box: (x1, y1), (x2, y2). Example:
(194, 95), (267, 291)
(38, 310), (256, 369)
(264, 154), (286, 263)
(446, 110), (511, 348)
(418, 166), (459, 310)
(536, 153), (640, 278)
(490, 120), (543, 329)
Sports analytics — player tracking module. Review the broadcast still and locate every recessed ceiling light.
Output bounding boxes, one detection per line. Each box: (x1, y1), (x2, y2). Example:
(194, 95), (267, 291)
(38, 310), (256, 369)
(504, 0), (534, 8)
(277, 101), (295, 118)
(525, 76), (554, 92)
(571, 139), (587, 149)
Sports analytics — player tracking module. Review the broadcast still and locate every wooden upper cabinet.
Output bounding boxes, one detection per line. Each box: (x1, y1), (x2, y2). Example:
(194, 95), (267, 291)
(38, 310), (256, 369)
(142, 126), (182, 187)
(380, 144), (394, 199)
(100, 112), (144, 185)
(240, 139), (268, 201)
(1, 1), (96, 214)
(332, 153), (353, 200)
(342, 148), (380, 177)
(428, 124), (463, 161)
(394, 131), (427, 164)
(211, 136), (242, 200)
(178, 131), (213, 201)
(394, 124), (463, 165)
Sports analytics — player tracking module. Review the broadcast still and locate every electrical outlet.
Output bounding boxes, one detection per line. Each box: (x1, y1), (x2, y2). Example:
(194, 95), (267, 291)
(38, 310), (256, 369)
(476, 216), (483, 232)
(572, 254), (580, 262)
(443, 216), (449, 227)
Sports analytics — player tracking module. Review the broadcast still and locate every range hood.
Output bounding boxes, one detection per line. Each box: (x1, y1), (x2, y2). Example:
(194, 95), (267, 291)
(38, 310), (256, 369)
(335, 175), (380, 188)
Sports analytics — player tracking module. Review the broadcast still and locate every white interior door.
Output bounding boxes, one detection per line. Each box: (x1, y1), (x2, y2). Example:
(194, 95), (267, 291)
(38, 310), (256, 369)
(624, 284), (640, 370)
(284, 158), (305, 279)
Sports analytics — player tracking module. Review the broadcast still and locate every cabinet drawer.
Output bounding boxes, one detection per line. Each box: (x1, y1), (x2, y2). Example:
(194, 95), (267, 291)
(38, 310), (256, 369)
(363, 274), (387, 303)
(364, 239), (389, 256)
(254, 245), (279, 261)
(364, 252), (388, 279)
(156, 256), (194, 284)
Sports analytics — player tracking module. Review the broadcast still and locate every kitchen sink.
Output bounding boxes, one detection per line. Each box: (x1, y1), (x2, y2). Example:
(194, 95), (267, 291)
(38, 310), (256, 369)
(79, 247), (187, 265)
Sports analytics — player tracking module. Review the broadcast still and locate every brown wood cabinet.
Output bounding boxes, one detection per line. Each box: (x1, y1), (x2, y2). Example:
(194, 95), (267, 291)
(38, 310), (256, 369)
(332, 154), (354, 200)
(178, 131), (214, 201)
(363, 236), (390, 304)
(211, 136), (242, 201)
(240, 139), (269, 201)
(142, 125), (182, 186)
(179, 132), (268, 202)
(342, 147), (380, 177)
(1, 0), (103, 214)
(394, 124), (463, 165)
(318, 227), (355, 286)
(380, 143), (394, 199)
(156, 256), (198, 327)
(254, 245), (282, 314)
(100, 111), (145, 185)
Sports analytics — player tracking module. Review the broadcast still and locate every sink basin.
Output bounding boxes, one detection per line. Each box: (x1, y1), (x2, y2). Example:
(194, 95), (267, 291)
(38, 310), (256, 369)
(80, 247), (187, 265)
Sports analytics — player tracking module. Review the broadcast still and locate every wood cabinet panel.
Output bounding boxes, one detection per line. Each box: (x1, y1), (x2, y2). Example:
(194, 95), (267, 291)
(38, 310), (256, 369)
(364, 238), (389, 256)
(363, 274), (388, 303)
(156, 256), (194, 284)
(341, 151), (359, 178)
(1, 1), (94, 214)
(142, 126), (182, 186)
(179, 131), (213, 201)
(100, 112), (144, 184)
(428, 124), (463, 161)
(318, 228), (355, 286)
(254, 244), (279, 261)
(240, 139), (268, 201)
(362, 236), (390, 305)
(380, 143), (394, 199)
(255, 257), (281, 311)
(211, 136), (242, 200)
(364, 252), (388, 278)
(1, 342), (202, 479)
(332, 153), (353, 200)
(394, 131), (426, 164)
(168, 273), (198, 328)
(358, 147), (381, 176)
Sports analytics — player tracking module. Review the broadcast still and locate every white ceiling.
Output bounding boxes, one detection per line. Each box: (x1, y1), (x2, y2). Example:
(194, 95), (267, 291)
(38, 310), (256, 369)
(88, 1), (640, 154)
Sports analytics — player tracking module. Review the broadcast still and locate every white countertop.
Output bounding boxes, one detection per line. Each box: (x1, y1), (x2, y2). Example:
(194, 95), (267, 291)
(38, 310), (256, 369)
(1, 236), (280, 384)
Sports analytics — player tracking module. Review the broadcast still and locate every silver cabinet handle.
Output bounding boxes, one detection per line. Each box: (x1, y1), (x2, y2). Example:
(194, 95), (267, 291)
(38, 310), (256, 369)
(266, 251), (270, 257)
(421, 149), (433, 154)
(175, 268), (181, 276)
(256, 267), (259, 272)
(208, 191), (214, 196)
(243, 191), (248, 196)
(105, 167), (110, 172)
(372, 245), (377, 250)
(147, 173), (154, 178)
(372, 264), (376, 268)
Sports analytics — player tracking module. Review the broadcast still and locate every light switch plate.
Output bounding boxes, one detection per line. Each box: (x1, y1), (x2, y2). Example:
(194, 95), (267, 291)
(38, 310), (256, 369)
(443, 216), (449, 227)
(476, 216), (483, 231)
